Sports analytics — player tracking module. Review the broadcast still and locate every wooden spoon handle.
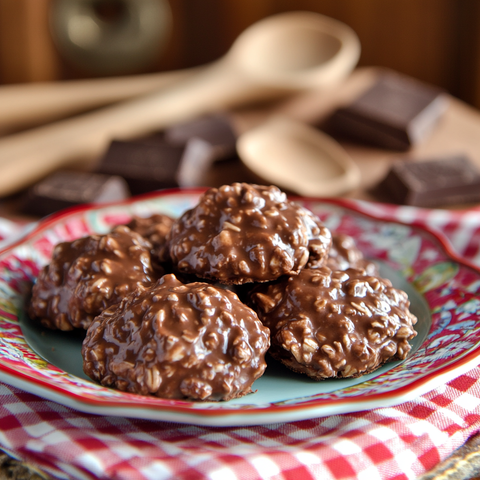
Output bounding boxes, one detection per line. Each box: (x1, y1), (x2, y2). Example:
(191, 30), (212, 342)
(0, 61), (281, 197)
(0, 68), (199, 131)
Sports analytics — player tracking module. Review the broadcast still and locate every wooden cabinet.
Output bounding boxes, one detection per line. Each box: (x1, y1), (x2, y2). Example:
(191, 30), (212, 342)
(0, 0), (479, 107)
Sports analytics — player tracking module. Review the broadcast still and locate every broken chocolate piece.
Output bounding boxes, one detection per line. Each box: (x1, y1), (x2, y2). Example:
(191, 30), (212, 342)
(326, 71), (448, 150)
(164, 113), (237, 160)
(176, 138), (218, 187)
(96, 139), (184, 195)
(23, 171), (130, 217)
(378, 155), (480, 207)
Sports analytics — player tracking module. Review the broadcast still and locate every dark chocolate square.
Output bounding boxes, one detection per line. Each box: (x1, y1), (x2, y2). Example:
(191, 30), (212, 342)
(327, 71), (448, 150)
(164, 113), (237, 160)
(96, 139), (184, 195)
(176, 138), (218, 187)
(379, 155), (480, 207)
(23, 171), (130, 216)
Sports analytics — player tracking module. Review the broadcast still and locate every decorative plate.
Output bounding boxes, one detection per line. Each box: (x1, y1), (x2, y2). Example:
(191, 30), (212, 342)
(0, 189), (479, 426)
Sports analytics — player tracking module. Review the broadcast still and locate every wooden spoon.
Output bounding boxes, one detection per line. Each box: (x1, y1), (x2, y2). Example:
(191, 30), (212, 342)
(0, 68), (198, 131)
(237, 116), (361, 197)
(0, 11), (360, 197)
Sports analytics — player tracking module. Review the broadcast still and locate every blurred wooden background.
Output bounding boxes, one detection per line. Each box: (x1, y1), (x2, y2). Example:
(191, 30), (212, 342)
(1, 0), (480, 107)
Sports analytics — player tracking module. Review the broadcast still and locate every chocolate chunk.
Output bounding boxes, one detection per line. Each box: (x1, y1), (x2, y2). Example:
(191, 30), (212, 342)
(134, 132), (167, 146)
(29, 226), (157, 331)
(82, 273), (270, 401)
(250, 267), (417, 380)
(96, 139), (184, 195)
(164, 113), (237, 160)
(378, 155), (480, 207)
(327, 71), (448, 150)
(167, 183), (332, 284)
(176, 138), (218, 187)
(23, 171), (130, 217)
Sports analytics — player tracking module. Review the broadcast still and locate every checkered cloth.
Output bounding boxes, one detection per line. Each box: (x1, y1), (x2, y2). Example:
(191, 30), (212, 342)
(1, 201), (480, 480)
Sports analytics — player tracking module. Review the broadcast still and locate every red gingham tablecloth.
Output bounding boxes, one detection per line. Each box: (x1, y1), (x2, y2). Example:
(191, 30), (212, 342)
(1, 201), (480, 480)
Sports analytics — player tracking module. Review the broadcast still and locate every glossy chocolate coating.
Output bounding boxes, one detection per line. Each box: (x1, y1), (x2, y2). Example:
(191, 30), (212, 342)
(326, 233), (377, 275)
(126, 213), (175, 265)
(168, 183), (332, 284)
(29, 226), (156, 330)
(251, 267), (417, 380)
(82, 274), (270, 401)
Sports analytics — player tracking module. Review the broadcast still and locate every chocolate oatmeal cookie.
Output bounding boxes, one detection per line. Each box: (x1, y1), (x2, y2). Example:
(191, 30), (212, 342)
(168, 183), (331, 284)
(250, 267), (417, 380)
(29, 225), (156, 330)
(126, 213), (175, 266)
(82, 274), (270, 401)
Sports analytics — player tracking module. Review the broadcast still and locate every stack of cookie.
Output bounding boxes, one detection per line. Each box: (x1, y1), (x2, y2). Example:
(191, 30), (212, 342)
(29, 183), (417, 401)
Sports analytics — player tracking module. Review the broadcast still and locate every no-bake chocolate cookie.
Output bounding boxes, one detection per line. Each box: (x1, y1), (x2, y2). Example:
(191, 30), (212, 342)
(82, 274), (270, 401)
(325, 233), (378, 275)
(250, 267), (417, 380)
(29, 225), (156, 330)
(168, 183), (332, 284)
(126, 213), (175, 265)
